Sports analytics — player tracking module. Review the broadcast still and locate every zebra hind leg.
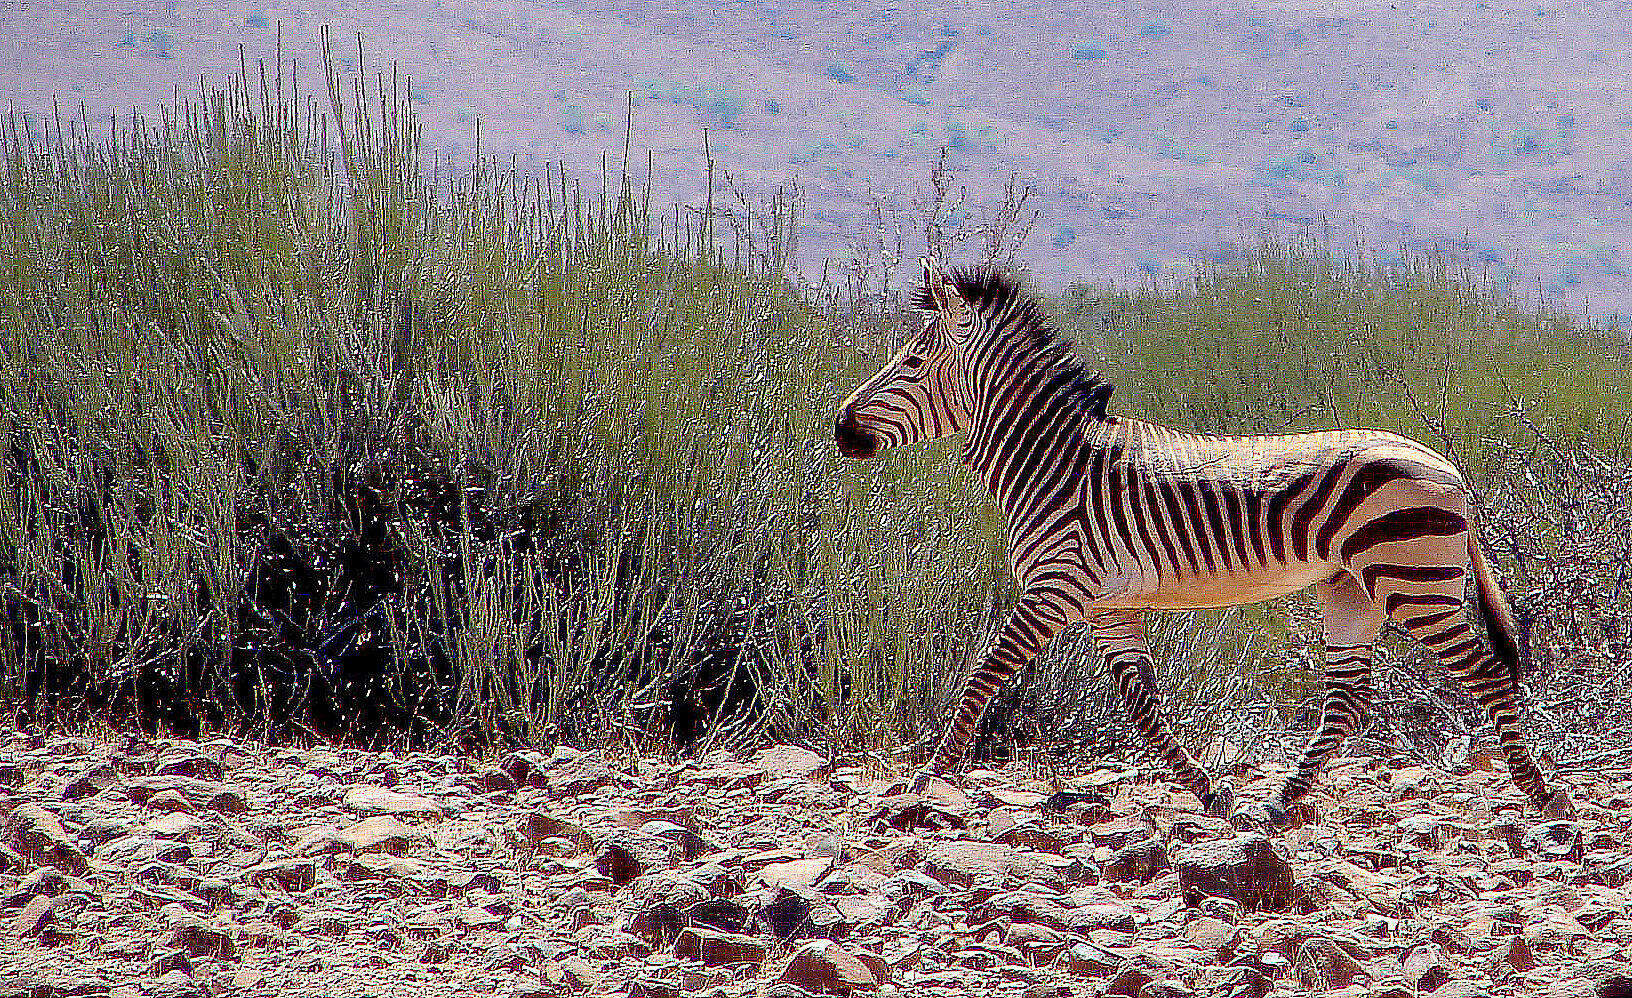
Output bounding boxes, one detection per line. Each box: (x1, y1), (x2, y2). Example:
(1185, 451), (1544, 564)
(1268, 573), (1384, 823)
(1383, 582), (1566, 816)
(1090, 611), (1227, 815)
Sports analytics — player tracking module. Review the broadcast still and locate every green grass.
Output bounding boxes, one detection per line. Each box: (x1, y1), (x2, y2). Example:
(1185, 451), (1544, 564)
(1, 43), (1625, 758)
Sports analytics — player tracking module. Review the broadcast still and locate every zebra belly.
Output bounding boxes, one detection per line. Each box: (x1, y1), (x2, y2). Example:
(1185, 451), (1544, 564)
(1089, 559), (1336, 611)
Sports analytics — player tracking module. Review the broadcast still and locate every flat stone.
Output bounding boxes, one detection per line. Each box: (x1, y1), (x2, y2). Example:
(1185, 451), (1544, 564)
(757, 856), (833, 892)
(778, 940), (878, 994)
(750, 746), (829, 781)
(341, 786), (447, 818)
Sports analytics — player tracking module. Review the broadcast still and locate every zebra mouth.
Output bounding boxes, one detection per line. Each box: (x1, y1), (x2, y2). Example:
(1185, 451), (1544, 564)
(835, 414), (878, 459)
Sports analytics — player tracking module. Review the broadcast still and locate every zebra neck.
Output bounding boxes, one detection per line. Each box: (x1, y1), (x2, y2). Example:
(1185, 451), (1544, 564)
(960, 358), (1103, 504)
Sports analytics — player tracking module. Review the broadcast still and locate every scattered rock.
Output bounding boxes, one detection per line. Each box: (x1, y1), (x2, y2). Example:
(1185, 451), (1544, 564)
(0, 734), (1614, 995)
(1172, 834), (1296, 912)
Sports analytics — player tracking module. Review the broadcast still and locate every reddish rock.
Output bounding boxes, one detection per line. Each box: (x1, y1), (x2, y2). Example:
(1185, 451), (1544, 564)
(4, 805), (89, 875)
(1104, 838), (1169, 883)
(1172, 834), (1296, 912)
(673, 927), (767, 967)
(165, 915), (236, 959)
(870, 793), (967, 832)
(1402, 943), (1449, 992)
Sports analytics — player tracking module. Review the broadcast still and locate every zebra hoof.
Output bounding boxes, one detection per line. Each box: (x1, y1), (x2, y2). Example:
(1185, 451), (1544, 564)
(1229, 798), (1289, 831)
(1198, 779), (1235, 818)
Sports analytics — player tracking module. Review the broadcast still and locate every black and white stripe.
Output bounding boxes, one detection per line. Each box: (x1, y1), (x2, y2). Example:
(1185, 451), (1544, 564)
(835, 258), (1568, 821)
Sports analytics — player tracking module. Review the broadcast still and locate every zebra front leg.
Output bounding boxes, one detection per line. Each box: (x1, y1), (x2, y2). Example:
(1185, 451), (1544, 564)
(913, 592), (1071, 790)
(1089, 610), (1226, 815)
(1267, 572), (1384, 824)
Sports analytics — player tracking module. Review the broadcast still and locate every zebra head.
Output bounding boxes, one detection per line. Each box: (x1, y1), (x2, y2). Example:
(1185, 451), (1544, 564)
(835, 257), (975, 459)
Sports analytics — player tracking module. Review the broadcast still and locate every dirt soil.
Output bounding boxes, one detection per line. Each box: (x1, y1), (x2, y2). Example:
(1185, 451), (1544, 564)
(1, 730), (1629, 998)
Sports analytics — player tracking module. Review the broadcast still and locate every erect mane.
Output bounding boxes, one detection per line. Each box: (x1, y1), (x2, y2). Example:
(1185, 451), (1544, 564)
(913, 264), (1114, 420)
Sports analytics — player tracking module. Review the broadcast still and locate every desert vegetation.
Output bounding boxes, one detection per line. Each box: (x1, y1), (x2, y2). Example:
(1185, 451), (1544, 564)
(2, 44), (1628, 769)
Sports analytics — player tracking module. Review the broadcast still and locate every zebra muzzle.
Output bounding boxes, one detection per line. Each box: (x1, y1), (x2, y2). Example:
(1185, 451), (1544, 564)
(835, 410), (879, 459)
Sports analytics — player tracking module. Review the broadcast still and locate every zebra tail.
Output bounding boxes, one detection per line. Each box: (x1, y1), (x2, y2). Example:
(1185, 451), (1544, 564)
(1468, 525), (1524, 685)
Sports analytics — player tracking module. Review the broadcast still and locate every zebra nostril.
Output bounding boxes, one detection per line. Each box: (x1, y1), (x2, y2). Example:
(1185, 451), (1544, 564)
(835, 411), (878, 459)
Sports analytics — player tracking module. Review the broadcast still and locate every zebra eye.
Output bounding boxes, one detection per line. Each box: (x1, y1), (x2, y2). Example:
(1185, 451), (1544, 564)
(901, 352), (924, 369)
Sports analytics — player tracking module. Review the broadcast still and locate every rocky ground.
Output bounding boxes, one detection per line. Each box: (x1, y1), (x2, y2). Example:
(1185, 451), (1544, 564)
(1, 729), (1629, 998)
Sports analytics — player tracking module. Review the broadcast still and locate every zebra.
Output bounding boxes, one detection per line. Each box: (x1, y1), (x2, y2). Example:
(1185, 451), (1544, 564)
(834, 257), (1572, 824)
